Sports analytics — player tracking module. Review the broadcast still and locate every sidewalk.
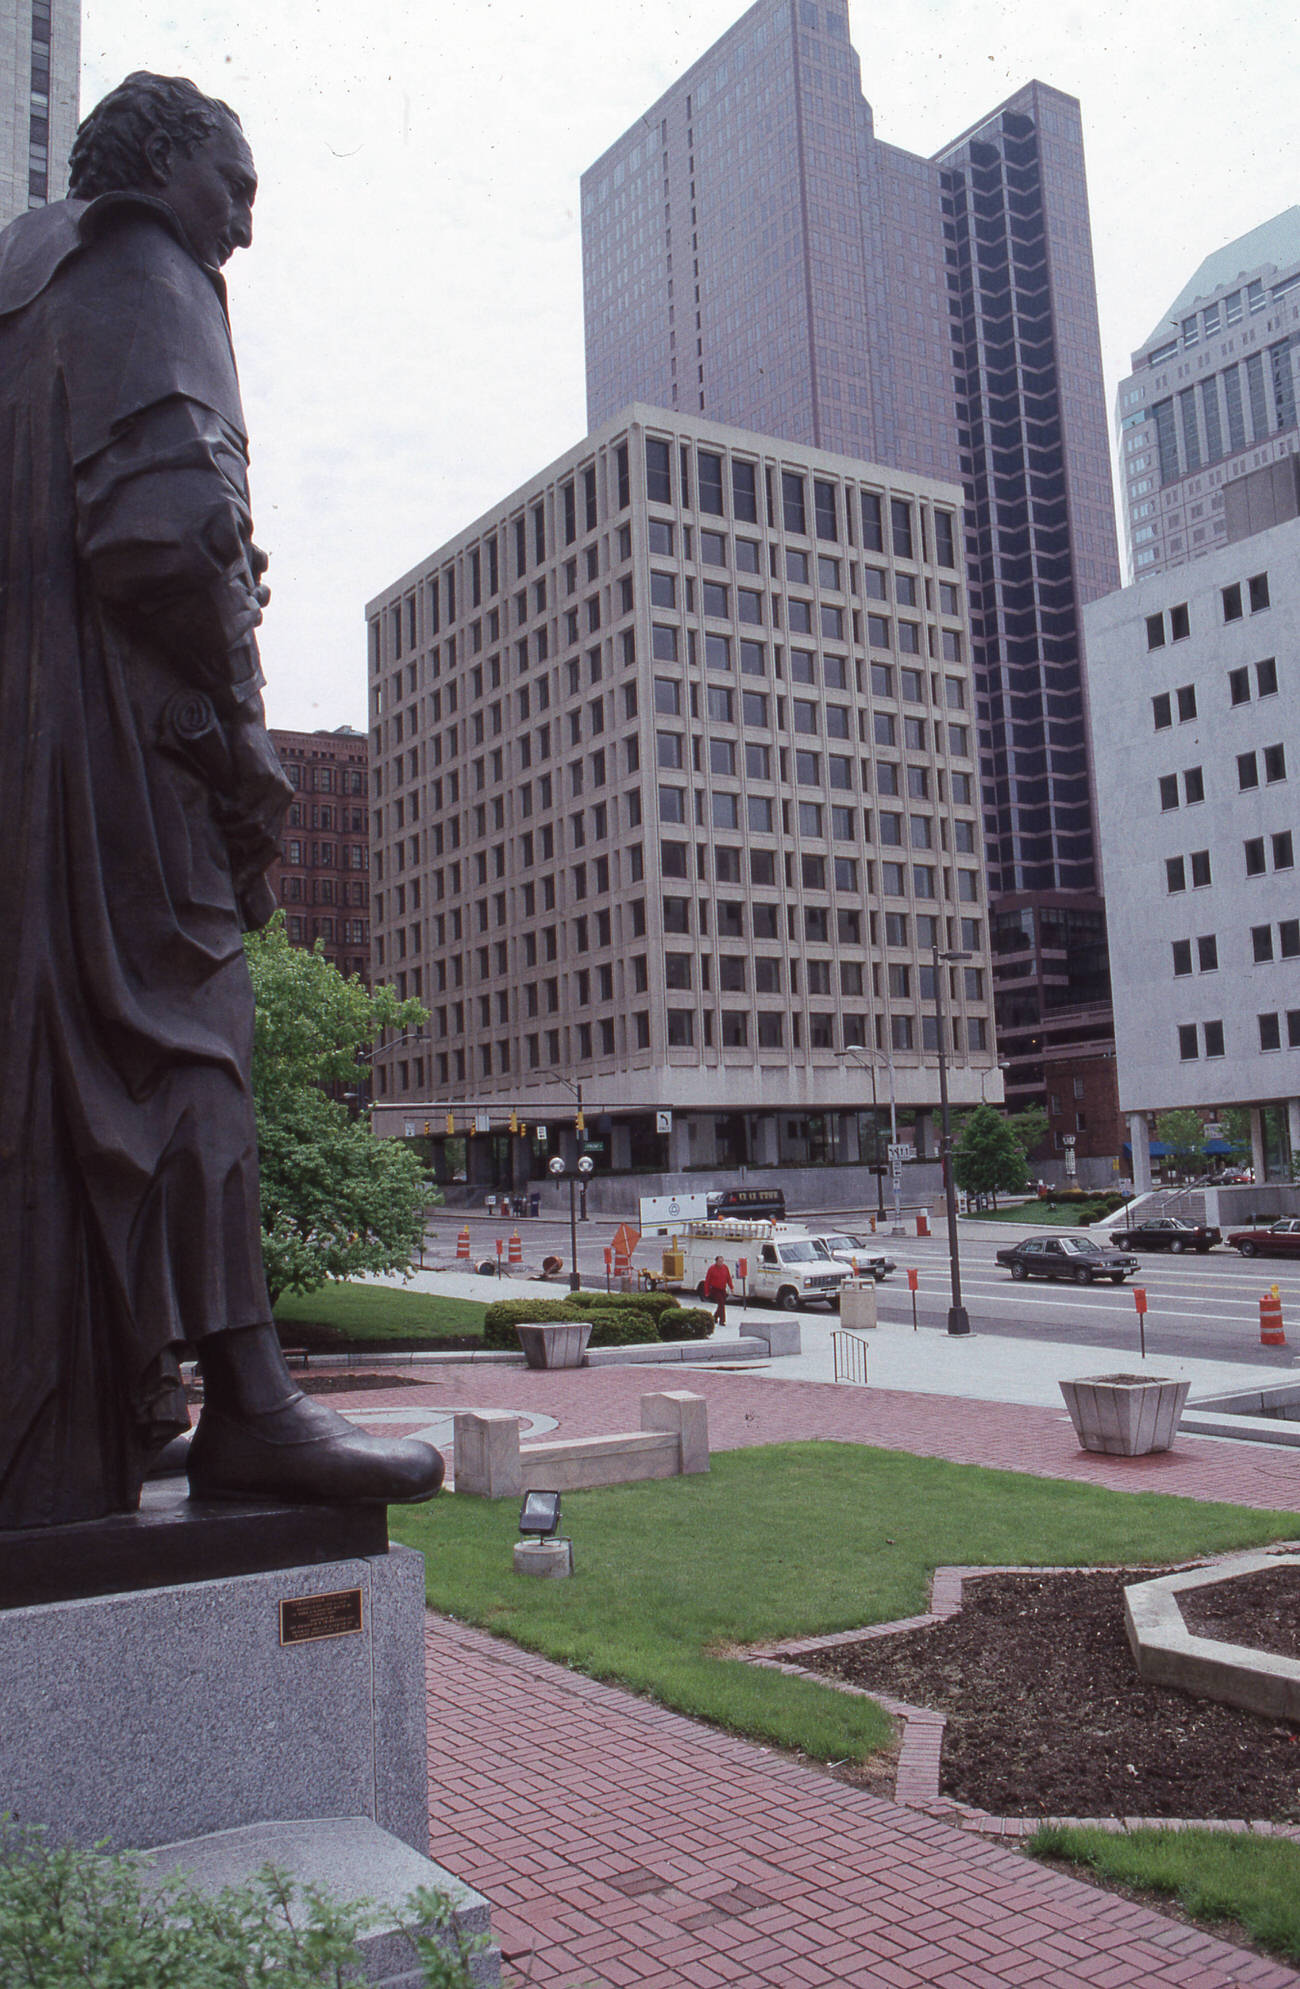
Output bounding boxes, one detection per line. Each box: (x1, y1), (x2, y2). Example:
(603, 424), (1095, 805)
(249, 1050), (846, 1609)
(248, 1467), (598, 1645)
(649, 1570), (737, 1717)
(319, 1328), (1300, 1986)
(424, 1614), (1297, 1988)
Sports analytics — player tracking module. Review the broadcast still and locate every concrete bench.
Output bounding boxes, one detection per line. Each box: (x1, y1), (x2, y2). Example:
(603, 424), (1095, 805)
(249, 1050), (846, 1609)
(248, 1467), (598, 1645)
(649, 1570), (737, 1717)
(454, 1391), (708, 1498)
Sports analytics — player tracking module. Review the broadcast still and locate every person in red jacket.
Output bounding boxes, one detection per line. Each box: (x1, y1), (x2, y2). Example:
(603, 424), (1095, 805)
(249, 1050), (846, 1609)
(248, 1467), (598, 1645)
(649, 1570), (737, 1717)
(703, 1255), (734, 1328)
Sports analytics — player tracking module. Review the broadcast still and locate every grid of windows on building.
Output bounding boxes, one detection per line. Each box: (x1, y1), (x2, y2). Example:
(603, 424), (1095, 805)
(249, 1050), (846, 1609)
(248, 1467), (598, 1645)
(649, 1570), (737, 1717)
(2, 0), (80, 224)
(1116, 207), (1300, 576)
(364, 410), (996, 1141)
(578, 0), (1120, 1129)
(1082, 489), (1300, 1183)
(267, 728), (371, 984)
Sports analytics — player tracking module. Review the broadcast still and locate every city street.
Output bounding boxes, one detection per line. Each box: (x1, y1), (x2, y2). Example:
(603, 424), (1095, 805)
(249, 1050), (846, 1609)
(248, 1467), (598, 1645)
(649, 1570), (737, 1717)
(424, 1208), (1300, 1372)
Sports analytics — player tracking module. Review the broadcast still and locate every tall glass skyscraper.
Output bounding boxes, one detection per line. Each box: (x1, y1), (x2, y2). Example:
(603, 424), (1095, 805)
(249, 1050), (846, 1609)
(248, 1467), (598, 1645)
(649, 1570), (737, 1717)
(582, 0), (1121, 1121)
(2, 0), (80, 226)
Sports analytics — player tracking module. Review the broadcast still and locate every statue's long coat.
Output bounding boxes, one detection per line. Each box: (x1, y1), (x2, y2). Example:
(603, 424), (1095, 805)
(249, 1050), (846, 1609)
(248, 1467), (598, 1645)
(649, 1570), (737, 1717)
(0, 194), (279, 1526)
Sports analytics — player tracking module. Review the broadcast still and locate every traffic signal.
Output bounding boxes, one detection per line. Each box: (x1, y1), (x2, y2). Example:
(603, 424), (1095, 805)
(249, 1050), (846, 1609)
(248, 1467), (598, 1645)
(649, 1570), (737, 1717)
(445, 1112), (455, 1136)
(423, 1120), (430, 1137)
(509, 1109), (519, 1134)
(575, 1109), (586, 1133)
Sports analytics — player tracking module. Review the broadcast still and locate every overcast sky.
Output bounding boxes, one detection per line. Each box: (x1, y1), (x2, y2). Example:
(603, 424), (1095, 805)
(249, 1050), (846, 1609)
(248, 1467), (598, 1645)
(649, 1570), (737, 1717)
(80, 0), (1300, 732)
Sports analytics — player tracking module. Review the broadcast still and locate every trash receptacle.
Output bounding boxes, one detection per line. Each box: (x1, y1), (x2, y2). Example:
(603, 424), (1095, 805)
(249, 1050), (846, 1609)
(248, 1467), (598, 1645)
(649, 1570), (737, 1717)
(529, 1192), (541, 1218)
(839, 1280), (878, 1330)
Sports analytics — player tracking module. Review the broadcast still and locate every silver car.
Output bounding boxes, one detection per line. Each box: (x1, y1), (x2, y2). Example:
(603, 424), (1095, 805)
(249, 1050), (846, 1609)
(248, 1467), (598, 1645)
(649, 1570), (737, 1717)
(817, 1232), (896, 1281)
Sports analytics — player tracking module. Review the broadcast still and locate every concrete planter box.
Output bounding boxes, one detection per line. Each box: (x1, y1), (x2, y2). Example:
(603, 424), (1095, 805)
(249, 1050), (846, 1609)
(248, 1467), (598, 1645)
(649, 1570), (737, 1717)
(839, 1280), (877, 1330)
(1059, 1373), (1190, 1456)
(515, 1321), (592, 1370)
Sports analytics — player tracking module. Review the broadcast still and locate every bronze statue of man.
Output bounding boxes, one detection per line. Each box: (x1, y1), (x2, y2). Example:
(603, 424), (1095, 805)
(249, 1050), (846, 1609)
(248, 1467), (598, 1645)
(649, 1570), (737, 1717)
(0, 74), (441, 1528)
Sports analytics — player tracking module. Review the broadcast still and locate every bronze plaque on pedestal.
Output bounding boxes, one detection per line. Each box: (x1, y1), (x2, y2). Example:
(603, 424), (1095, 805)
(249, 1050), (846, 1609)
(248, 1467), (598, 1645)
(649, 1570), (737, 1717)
(279, 1586), (364, 1646)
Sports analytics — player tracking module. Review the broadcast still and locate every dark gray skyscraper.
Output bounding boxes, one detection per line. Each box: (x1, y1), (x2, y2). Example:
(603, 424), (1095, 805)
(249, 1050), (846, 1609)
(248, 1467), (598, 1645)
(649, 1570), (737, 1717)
(582, 0), (1121, 1122)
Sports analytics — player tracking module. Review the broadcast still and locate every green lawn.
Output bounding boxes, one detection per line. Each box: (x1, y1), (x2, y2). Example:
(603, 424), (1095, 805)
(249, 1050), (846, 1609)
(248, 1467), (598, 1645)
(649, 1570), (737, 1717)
(964, 1200), (1122, 1228)
(1030, 1824), (1300, 1966)
(394, 1443), (1296, 1767)
(273, 1282), (487, 1350)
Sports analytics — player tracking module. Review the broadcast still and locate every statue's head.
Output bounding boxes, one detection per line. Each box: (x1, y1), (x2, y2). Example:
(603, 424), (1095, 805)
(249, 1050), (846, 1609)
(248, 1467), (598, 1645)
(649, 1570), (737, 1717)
(68, 72), (256, 269)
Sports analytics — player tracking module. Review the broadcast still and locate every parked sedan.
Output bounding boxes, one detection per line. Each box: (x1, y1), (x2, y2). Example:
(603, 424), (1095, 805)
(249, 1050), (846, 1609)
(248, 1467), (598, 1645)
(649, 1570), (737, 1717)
(1226, 1218), (1300, 1259)
(818, 1232), (896, 1281)
(995, 1235), (1140, 1285)
(1111, 1215), (1221, 1254)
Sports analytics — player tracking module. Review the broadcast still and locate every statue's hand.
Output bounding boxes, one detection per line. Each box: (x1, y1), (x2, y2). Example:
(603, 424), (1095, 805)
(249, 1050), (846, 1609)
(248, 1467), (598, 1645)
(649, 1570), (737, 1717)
(225, 717), (293, 839)
(217, 720), (293, 910)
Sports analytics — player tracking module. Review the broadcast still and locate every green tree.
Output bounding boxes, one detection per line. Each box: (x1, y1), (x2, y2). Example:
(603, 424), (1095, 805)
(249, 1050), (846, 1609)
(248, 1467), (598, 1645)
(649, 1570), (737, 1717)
(952, 1103), (1029, 1208)
(244, 916), (440, 1303)
(1006, 1105), (1050, 1159)
(1155, 1108), (1207, 1175)
(1218, 1106), (1253, 1159)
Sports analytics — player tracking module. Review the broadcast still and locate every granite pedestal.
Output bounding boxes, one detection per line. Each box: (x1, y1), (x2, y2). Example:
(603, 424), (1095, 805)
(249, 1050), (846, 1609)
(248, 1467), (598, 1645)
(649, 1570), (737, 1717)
(0, 1485), (427, 1856)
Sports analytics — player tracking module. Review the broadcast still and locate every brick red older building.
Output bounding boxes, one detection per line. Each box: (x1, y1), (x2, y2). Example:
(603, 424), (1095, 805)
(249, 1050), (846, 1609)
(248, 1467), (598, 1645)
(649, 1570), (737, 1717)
(267, 726), (371, 984)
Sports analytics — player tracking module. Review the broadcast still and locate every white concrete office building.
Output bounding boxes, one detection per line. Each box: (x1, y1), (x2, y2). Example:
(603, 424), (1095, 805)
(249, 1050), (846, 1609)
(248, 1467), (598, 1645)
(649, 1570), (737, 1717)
(365, 406), (999, 1186)
(1116, 208), (1300, 581)
(1, 0), (79, 225)
(1084, 465), (1300, 1188)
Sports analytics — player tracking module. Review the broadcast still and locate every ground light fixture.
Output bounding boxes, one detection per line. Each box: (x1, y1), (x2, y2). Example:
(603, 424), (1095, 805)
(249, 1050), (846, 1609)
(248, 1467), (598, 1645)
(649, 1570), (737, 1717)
(515, 1489), (573, 1577)
(519, 1489), (562, 1540)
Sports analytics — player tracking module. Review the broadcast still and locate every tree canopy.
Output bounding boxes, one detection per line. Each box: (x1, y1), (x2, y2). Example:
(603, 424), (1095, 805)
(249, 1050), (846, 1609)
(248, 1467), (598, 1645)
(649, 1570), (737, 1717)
(1006, 1105), (1050, 1160)
(952, 1103), (1030, 1207)
(1155, 1108), (1207, 1168)
(244, 917), (438, 1303)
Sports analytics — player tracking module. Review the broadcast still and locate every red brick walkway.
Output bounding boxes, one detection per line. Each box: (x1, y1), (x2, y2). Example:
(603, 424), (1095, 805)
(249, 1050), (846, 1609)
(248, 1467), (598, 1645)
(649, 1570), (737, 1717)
(336, 1363), (1300, 1985)
(347, 1360), (1300, 1511)
(424, 1618), (1297, 1987)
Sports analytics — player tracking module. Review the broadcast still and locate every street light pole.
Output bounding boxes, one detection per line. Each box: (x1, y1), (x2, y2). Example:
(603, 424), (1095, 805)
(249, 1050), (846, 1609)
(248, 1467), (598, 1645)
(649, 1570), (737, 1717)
(933, 946), (972, 1336)
(867, 1057), (885, 1219)
(837, 1043), (902, 1230)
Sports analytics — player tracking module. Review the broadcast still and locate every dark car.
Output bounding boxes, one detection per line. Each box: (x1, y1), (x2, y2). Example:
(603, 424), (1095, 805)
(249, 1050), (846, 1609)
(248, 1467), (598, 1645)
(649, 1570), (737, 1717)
(995, 1234), (1140, 1285)
(1111, 1215), (1221, 1254)
(1226, 1218), (1300, 1259)
(707, 1187), (786, 1221)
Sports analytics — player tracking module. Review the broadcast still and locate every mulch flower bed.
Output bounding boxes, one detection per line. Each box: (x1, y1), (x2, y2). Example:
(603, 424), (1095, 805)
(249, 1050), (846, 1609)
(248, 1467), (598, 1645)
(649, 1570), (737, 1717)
(800, 1566), (1300, 1821)
(1181, 1565), (1300, 1661)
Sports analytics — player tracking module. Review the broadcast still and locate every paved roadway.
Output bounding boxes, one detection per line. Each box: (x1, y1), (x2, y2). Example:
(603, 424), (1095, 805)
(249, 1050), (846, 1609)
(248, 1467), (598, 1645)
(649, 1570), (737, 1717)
(427, 1208), (1300, 1372)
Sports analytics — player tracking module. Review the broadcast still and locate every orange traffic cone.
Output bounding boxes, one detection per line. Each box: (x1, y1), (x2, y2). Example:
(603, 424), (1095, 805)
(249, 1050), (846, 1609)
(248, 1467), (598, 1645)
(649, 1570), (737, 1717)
(1260, 1288), (1286, 1346)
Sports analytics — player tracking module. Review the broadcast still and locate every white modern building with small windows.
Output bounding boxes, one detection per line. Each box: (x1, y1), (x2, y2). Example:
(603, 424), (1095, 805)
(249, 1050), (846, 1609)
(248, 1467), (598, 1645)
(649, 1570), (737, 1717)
(1084, 462), (1300, 1188)
(365, 405), (1000, 1194)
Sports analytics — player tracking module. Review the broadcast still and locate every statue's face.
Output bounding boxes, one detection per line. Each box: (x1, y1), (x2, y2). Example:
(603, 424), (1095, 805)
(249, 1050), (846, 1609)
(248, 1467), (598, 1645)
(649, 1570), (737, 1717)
(150, 117), (257, 268)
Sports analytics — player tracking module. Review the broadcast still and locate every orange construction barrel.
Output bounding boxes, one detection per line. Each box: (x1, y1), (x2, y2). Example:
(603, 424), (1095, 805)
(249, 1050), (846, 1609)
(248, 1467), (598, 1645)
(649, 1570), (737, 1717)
(508, 1230), (523, 1267)
(1260, 1288), (1286, 1346)
(456, 1226), (471, 1261)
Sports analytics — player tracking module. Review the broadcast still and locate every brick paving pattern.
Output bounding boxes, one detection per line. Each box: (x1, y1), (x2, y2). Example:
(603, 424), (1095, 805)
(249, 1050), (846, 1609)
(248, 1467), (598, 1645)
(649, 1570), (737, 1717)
(332, 1361), (1300, 1985)
(344, 1361), (1300, 1512)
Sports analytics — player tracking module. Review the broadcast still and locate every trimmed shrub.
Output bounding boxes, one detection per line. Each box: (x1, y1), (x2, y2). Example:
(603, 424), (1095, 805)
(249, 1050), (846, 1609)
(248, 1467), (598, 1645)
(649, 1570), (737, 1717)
(483, 1296), (657, 1349)
(584, 1307), (656, 1347)
(662, 1305), (713, 1340)
(570, 1289), (682, 1323)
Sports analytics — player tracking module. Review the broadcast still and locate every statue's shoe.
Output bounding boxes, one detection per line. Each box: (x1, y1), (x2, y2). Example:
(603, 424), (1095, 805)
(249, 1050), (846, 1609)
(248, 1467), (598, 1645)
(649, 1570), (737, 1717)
(186, 1396), (444, 1505)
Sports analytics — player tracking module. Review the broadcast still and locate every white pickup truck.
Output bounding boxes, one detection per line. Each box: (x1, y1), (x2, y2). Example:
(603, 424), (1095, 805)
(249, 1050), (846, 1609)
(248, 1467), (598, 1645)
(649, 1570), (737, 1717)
(638, 1220), (849, 1311)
